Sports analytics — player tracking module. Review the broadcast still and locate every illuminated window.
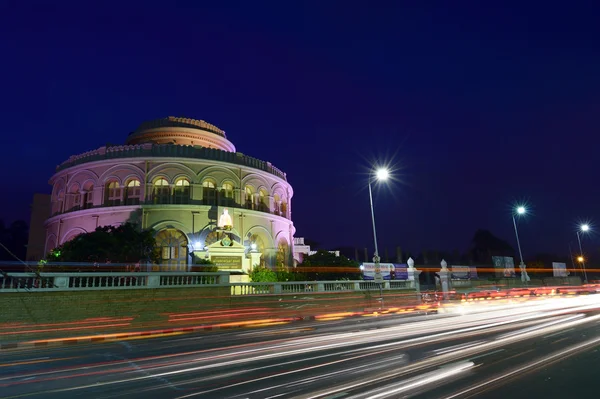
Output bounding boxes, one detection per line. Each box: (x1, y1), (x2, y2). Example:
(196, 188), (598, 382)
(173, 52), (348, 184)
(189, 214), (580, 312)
(68, 185), (81, 211)
(244, 186), (254, 209)
(220, 182), (234, 206)
(277, 239), (290, 267)
(105, 181), (121, 206)
(153, 178), (170, 204)
(202, 180), (216, 205)
(125, 179), (141, 205)
(281, 199), (288, 218)
(53, 189), (65, 215)
(274, 194), (280, 214)
(83, 183), (94, 209)
(173, 178), (190, 204)
(258, 189), (268, 212)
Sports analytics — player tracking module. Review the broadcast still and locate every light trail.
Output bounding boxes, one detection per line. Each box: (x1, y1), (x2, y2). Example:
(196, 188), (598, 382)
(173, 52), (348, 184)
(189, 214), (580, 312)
(2, 294), (600, 399)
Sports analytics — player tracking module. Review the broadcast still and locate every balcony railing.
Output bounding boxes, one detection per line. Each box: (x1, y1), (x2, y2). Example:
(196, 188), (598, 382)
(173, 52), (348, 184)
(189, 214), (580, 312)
(56, 143), (287, 181)
(50, 197), (290, 219)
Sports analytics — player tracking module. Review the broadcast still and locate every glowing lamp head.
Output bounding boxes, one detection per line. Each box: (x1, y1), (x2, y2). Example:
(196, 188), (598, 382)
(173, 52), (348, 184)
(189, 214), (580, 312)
(375, 168), (389, 181)
(516, 206), (526, 215)
(578, 256), (585, 263)
(581, 224), (590, 232)
(250, 243), (257, 251)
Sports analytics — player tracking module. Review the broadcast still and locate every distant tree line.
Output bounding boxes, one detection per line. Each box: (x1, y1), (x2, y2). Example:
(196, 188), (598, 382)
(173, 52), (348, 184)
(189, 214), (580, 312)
(0, 219), (28, 261)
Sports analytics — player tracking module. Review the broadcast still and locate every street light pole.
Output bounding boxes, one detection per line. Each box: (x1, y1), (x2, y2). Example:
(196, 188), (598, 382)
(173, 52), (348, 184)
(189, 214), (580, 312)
(576, 230), (589, 283)
(367, 169), (388, 306)
(512, 206), (529, 284)
(368, 180), (380, 261)
(512, 215), (525, 268)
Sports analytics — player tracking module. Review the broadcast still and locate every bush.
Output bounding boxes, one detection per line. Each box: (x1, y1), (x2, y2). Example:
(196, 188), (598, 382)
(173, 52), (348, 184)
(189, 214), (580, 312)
(249, 266), (278, 282)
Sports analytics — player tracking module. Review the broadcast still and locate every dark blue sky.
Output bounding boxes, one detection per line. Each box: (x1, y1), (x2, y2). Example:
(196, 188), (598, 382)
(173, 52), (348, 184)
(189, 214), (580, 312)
(1, 1), (599, 258)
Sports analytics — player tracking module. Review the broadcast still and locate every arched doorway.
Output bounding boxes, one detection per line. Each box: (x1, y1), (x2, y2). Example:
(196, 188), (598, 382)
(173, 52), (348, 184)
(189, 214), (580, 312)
(155, 229), (189, 271)
(276, 238), (290, 267)
(247, 232), (267, 267)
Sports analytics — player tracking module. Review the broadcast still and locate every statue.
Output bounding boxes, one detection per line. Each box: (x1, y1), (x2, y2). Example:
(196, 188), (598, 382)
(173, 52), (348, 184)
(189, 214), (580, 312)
(218, 208), (233, 230)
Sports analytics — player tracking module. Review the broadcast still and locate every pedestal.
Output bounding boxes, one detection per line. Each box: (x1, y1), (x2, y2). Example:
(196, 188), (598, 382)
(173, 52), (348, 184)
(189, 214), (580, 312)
(437, 270), (451, 300)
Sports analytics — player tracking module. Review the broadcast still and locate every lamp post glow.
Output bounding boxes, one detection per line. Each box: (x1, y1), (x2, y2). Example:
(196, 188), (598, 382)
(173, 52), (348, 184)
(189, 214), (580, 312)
(368, 168), (389, 304)
(576, 224), (590, 283)
(512, 206), (529, 283)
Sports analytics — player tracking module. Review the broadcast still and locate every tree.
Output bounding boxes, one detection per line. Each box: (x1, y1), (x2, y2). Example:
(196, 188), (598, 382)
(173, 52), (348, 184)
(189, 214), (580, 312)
(470, 229), (514, 263)
(249, 266), (278, 282)
(297, 250), (361, 281)
(50, 223), (160, 265)
(191, 258), (218, 272)
(0, 219), (29, 262)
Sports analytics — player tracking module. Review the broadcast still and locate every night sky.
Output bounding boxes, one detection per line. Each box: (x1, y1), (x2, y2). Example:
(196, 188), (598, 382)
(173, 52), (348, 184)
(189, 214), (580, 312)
(1, 1), (599, 259)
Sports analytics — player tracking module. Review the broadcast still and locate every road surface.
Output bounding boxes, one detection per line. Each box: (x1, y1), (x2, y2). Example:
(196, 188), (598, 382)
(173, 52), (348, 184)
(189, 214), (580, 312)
(2, 295), (599, 398)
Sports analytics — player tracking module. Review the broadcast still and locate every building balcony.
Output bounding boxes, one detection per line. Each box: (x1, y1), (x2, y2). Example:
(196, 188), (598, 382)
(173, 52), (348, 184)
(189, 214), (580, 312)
(50, 197), (290, 220)
(56, 143), (287, 181)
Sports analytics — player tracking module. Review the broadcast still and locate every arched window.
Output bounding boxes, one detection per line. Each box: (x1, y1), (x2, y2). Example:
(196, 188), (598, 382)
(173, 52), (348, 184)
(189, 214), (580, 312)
(202, 180), (216, 205)
(125, 179), (141, 205)
(244, 186), (254, 210)
(281, 198), (288, 218)
(53, 190), (65, 215)
(248, 233), (266, 267)
(273, 194), (281, 215)
(153, 178), (170, 204)
(68, 185), (81, 211)
(104, 181), (121, 206)
(258, 189), (269, 212)
(173, 178), (191, 204)
(277, 238), (290, 267)
(220, 182), (235, 206)
(82, 183), (94, 209)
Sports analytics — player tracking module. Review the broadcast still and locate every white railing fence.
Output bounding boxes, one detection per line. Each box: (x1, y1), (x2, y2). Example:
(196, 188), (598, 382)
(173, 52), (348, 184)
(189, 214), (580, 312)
(0, 272), (418, 295)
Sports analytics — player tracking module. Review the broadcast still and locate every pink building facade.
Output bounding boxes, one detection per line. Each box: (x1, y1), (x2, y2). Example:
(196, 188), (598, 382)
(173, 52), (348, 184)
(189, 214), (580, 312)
(43, 117), (295, 269)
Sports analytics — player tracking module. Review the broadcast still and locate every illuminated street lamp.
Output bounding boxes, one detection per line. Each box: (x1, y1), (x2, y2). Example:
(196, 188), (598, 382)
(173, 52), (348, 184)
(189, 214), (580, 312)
(512, 206), (529, 283)
(368, 168), (389, 301)
(576, 224), (590, 283)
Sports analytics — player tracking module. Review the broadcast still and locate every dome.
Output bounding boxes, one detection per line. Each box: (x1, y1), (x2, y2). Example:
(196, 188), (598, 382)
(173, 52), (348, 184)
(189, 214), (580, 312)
(125, 116), (236, 152)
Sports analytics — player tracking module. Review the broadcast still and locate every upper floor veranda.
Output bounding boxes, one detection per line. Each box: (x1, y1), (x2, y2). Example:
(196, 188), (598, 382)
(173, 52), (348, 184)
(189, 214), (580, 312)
(49, 143), (292, 220)
(56, 142), (287, 181)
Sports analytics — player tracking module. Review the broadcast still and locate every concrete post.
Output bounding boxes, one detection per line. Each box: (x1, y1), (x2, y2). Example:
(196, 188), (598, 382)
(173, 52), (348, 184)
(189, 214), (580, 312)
(53, 276), (69, 288)
(407, 257), (422, 294)
(147, 275), (160, 287)
(520, 262), (530, 285)
(218, 273), (230, 284)
(437, 259), (451, 300)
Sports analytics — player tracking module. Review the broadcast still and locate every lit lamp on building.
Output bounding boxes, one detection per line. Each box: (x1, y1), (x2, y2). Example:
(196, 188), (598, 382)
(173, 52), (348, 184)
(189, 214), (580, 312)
(218, 208), (233, 231)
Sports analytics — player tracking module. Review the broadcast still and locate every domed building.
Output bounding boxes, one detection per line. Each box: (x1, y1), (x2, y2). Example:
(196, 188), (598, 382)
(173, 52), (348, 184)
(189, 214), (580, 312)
(43, 117), (295, 273)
